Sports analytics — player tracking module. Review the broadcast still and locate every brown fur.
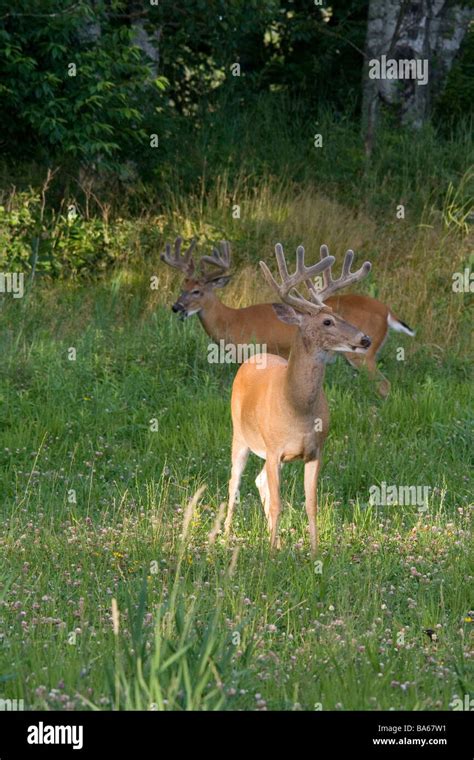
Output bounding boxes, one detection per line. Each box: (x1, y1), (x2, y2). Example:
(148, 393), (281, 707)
(175, 280), (395, 396)
(224, 307), (371, 555)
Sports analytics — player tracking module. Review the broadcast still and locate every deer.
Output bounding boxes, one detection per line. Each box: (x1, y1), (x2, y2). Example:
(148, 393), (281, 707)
(223, 242), (373, 556)
(160, 237), (414, 397)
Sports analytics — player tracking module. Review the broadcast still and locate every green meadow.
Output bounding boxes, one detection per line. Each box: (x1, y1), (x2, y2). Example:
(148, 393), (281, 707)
(0, 186), (472, 709)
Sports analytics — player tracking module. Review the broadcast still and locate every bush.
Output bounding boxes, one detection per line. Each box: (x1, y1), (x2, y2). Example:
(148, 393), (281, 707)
(0, 0), (168, 169)
(0, 187), (147, 276)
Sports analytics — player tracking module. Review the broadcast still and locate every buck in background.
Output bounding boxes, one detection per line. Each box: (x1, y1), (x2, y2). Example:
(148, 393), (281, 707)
(224, 242), (372, 555)
(161, 237), (414, 396)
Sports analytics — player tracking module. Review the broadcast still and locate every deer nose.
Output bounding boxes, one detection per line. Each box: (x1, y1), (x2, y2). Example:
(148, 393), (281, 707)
(172, 302), (183, 313)
(360, 335), (371, 348)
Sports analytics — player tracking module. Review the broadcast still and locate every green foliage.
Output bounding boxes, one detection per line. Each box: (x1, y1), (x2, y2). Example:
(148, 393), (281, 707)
(0, 110), (472, 279)
(435, 21), (474, 121)
(258, 0), (367, 109)
(152, 0), (278, 110)
(0, 0), (471, 220)
(0, 0), (167, 167)
(0, 191), (39, 270)
(153, 0), (367, 112)
(0, 187), (144, 275)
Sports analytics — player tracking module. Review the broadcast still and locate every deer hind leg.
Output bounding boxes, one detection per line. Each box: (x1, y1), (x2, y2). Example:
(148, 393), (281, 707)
(304, 458), (321, 557)
(224, 439), (249, 536)
(265, 456), (281, 550)
(346, 351), (391, 398)
(255, 466), (270, 520)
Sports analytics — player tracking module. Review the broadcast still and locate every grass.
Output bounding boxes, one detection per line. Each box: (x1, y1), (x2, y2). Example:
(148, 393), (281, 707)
(0, 194), (472, 710)
(158, 94), (473, 218)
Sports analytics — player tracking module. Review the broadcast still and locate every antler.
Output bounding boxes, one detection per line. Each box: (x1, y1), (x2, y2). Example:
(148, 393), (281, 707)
(200, 241), (231, 278)
(259, 243), (335, 315)
(160, 236), (196, 277)
(306, 245), (371, 304)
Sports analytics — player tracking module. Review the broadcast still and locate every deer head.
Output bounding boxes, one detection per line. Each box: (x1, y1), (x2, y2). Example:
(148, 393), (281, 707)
(260, 243), (372, 354)
(161, 237), (232, 319)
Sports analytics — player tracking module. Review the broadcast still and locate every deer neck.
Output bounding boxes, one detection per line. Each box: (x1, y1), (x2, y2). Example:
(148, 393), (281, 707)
(284, 332), (327, 416)
(198, 294), (236, 342)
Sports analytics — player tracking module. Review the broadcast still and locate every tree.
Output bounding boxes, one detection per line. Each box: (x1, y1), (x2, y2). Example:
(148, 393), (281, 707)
(362, 0), (473, 153)
(0, 0), (167, 168)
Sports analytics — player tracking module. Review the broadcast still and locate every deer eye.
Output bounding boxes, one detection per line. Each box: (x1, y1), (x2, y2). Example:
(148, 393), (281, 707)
(323, 319), (332, 326)
(191, 289), (201, 295)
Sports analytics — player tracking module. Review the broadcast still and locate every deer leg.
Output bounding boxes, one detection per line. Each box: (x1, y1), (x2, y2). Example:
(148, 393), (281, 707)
(346, 352), (391, 398)
(255, 466), (270, 520)
(304, 458), (321, 557)
(224, 439), (249, 536)
(265, 456), (281, 550)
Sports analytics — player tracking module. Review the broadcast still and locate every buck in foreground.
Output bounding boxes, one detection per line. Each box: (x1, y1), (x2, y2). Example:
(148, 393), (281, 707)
(224, 243), (372, 555)
(161, 237), (414, 397)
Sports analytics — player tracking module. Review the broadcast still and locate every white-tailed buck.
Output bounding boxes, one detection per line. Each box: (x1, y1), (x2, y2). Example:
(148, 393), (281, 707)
(161, 237), (414, 396)
(224, 243), (373, 555)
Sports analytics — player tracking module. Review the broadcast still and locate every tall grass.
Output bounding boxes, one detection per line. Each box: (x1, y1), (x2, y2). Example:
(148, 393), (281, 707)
(0, 276), (471, 710)
(1, 94), (472, 229)
(158, 94), (473, 215)
(142, 177), (471, 355)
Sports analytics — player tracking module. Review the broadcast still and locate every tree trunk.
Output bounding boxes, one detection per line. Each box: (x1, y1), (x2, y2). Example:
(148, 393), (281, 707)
(362, 0), (473, 153)
(131, 19), (161, 77)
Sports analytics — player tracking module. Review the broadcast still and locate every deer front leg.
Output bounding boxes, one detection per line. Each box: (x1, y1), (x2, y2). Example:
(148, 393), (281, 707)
(224, 439), (249, 536)
(265, 456), (281, 550)
(304, 458), (321, 557)
(255, 466), (270, 520)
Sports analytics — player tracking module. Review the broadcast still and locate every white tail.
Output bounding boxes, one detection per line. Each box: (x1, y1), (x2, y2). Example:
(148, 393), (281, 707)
(162, 236), (415, 396)
(387, 313), (416, 336)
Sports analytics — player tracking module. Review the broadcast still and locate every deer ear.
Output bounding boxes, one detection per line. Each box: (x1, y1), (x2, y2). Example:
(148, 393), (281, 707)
(208, 275), (232, 288)
(272, 303), (302, 325)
